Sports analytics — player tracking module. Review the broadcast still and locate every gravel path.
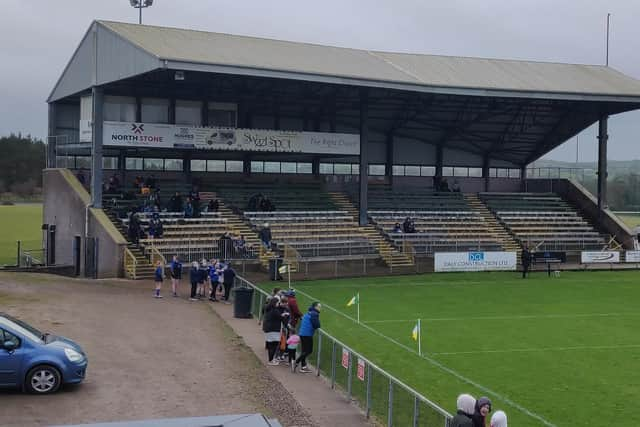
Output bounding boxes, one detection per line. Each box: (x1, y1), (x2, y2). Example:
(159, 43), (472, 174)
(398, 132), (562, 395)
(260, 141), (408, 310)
(0, 273), (316, 427)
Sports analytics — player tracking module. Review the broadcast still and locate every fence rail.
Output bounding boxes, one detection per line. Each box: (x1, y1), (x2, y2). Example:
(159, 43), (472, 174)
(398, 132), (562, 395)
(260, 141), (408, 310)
(233, 275), (453, 427)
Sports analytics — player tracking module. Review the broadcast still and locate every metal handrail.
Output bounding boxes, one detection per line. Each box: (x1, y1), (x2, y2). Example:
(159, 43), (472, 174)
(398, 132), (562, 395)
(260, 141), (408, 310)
(124, 247), (137, 278)
(233, 275), (453, 425)
(149, 244), (166, 267)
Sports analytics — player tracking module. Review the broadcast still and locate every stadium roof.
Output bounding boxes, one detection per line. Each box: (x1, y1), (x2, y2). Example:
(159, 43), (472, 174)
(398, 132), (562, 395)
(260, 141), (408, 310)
(48, 21), (640, 167)
(50, 20), (640, 103)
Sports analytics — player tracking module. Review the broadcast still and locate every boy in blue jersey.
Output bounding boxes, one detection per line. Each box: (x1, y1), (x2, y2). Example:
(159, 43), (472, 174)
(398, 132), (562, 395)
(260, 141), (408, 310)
(153, 260), (164, 298)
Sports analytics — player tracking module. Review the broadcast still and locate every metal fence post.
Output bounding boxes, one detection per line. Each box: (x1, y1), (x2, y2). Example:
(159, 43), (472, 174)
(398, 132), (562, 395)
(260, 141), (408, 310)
(258, 294), (264, 322)
(413, 395), (419, 427)
(316, 333), (322, 376)
(16, 240), (21, 266)
(388, 380), (394, 427)
(366, 364), (372, 419)
(331, 340), (337, 389)
(347, 350), (353, 398)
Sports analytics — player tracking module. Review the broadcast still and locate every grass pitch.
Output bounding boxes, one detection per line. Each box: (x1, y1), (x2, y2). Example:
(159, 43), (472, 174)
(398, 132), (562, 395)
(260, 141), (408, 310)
(0, 204), (42, 265)
(272, 270), (640, 426)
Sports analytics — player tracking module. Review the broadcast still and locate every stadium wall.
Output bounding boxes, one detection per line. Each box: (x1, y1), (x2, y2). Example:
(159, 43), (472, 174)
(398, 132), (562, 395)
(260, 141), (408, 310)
(43, 168), (127, 278)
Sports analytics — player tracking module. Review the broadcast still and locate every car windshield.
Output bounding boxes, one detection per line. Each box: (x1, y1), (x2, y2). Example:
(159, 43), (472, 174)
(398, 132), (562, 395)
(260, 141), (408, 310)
(0, 313), (44, 343)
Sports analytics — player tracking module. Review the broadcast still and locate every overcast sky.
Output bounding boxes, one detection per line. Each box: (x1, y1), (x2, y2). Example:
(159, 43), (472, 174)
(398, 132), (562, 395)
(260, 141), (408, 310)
(0, 0), (639, 162)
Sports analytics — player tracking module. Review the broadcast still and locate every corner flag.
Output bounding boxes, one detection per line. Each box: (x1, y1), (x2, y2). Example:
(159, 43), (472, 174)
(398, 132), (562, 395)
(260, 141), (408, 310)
(347, 293), (360, 323)
(412, 319), (422, 355)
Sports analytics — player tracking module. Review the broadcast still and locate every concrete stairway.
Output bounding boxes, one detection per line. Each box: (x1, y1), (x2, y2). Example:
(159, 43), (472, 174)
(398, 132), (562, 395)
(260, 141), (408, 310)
(202, 192), (274, 268)
(463, 193), (522, 263)
(103, 207), (155, 280)
(327, 192), (415, 269)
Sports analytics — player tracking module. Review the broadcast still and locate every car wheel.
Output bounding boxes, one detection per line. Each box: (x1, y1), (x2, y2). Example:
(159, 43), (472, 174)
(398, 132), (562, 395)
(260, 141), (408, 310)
(25, 365), (62, 394)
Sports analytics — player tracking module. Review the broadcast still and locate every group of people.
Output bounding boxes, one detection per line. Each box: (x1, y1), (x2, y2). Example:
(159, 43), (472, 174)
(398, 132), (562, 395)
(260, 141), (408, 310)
(127, 211), (164, 243)
(433, 176), (461, 192)
(392, 216), (417, 233)
(152, 255), (236, 302)
(247, 193), (276, 212)
(451, 394), (507, 427)
(261, 288), (321, 374)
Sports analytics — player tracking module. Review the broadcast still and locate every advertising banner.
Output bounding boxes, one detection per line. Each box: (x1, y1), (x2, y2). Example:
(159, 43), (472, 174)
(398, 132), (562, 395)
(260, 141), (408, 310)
(341, 348), (350, 369)
(580, 251), (620, 263)
(79, 120), (92, 142)
(532, 251), (566, 264)
(357, 358), (365, 381)
(434, 251), (517, 272)
(99, 121), (360, 155)
(625, 251), (640, 263)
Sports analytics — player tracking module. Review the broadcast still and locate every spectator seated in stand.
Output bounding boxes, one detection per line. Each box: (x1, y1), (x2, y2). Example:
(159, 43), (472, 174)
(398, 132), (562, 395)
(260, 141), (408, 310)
(184, 197), (194, 218)
(133, 175), (143, 189)
(145, 174), (157, 189)
(452, 179), (461, 193)
(392, 222), (403, 233)
(141, 185), (151, 196)
(402, 217), (416, 233)
(169, 192), (183, 213)
(247, 193), (262, 211)
(440, 177), (451, 192)
(147, 213), (164, 239)
(234, 234), (247, 258)
(207, 198), (219, 213)
(260, 223), (272, 249)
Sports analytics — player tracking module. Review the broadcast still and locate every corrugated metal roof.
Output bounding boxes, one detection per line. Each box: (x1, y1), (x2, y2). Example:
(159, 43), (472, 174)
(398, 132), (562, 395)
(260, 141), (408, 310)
(99, 20), (640, 98)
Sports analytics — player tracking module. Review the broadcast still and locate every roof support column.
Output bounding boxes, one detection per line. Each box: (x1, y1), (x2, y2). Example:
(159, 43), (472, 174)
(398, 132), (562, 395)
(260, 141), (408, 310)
(358, 88), (369, 226)
(183, 151), (192, 185)
(243, 154), (251, 177)
(90, 86), (104, 208)
(597, 115), (609, 213)
(385, 132), (394, 185)
(312, 157), (320, 177)
(47, 103), (57, 168)
(520, 165), (528, 192)
(482, 154), (490, 193)
(435, 144), (444, 179)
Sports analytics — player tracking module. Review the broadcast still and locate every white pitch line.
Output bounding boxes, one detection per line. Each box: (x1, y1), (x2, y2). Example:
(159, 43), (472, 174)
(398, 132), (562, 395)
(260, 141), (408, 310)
(294, 288), (557, 427)
(432, 343), (640, 356)
(363, 312), (640, 323)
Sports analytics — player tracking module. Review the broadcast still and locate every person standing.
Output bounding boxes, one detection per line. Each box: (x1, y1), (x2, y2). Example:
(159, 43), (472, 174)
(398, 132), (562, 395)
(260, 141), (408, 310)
(285, 290), (303, 330)
(259, 223), (272, 250)
(169, 255), (182, 297)
(490, 411), (507, 427)
(450, 394), (475, 427)
(472, 397), (492, 427)
(153, 260), (164, 298)
(263, 298), (284, 366)
(222, 263), (236, 303)
(294, 302), (322, 373)
(521, 244), (531, 279)
(189, 261), (199, 301)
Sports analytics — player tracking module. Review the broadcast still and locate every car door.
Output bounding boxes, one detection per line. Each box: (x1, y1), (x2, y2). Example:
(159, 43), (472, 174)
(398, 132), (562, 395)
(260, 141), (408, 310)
(0, 329), (25, 387)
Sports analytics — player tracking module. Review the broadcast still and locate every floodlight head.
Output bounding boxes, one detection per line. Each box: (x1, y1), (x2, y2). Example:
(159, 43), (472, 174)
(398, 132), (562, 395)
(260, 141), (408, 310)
(145, 0), (153, 5)
(130, 0), (140, 7)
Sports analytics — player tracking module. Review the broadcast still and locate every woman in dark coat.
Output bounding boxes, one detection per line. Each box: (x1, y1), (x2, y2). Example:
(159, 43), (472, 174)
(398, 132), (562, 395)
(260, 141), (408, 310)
(472, 396), (492, 427)
(263, 298), (284, 365)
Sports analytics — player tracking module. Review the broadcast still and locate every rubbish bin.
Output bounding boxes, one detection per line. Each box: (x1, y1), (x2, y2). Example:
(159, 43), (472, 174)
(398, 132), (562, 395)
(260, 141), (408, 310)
(268, 258), (283, 281)
(233, 287), (254, 318)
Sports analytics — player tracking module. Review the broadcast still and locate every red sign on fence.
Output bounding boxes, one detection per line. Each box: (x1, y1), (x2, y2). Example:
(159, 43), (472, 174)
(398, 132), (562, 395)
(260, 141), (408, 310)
(357, 358), (365, 381)
(341, 348), (350, 369)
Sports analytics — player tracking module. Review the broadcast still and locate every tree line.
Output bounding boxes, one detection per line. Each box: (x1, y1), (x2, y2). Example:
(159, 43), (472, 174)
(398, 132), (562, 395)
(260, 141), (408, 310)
(0, 134), (45, 197)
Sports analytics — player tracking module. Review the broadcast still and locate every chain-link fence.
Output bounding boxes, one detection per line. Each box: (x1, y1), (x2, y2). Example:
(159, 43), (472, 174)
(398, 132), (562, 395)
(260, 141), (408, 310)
(233, 275), (453, 427)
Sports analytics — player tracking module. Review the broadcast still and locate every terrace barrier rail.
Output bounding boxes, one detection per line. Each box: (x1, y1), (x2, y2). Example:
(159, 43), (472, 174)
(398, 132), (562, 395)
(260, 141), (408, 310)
(232, 275), (453, 427)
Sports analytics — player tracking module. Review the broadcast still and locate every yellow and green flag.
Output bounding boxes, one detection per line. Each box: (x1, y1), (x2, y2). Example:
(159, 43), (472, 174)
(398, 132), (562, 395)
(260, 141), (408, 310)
(347, 294), (359, 307)
(412, 321), (420, 341)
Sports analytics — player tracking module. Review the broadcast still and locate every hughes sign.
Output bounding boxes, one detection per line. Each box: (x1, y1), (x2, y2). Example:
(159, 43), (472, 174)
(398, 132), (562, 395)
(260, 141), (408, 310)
(434, 251), (517, 272)
(96, 121), (360, 155)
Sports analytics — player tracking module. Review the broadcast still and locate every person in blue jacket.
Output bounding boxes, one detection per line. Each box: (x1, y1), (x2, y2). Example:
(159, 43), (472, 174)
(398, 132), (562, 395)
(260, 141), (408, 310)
(294, 302), (322, 373)
(153, 260), (164, 299)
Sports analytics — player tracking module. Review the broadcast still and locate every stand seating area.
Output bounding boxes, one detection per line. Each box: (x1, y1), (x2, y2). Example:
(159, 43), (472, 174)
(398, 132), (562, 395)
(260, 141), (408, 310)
(216, 183), (379, 261)
(361, 187), (503, 254)
(479, 192), (607, 251)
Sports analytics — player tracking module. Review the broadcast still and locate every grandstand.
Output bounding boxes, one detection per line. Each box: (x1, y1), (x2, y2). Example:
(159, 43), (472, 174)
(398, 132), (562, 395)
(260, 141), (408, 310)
(479, 192), (607, 251)
(42, 20), (640, 278)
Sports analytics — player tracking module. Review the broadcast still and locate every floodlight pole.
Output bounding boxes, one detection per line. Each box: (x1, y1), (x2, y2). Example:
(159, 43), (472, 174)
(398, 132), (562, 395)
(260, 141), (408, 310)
(139, 5), (142, 25)
(606, 13), (611, 66)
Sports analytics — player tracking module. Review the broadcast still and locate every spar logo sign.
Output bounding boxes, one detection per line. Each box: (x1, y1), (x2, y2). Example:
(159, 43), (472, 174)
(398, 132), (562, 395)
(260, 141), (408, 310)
(435, 251), (517, 272)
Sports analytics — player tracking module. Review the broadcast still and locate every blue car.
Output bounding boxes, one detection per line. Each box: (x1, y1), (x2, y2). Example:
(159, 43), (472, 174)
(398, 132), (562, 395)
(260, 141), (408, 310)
(0, 313), (87, 394)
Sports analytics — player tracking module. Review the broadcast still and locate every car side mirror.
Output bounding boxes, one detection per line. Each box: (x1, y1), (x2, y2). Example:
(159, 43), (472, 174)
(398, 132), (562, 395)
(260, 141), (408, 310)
(3, 341), (17, 352)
